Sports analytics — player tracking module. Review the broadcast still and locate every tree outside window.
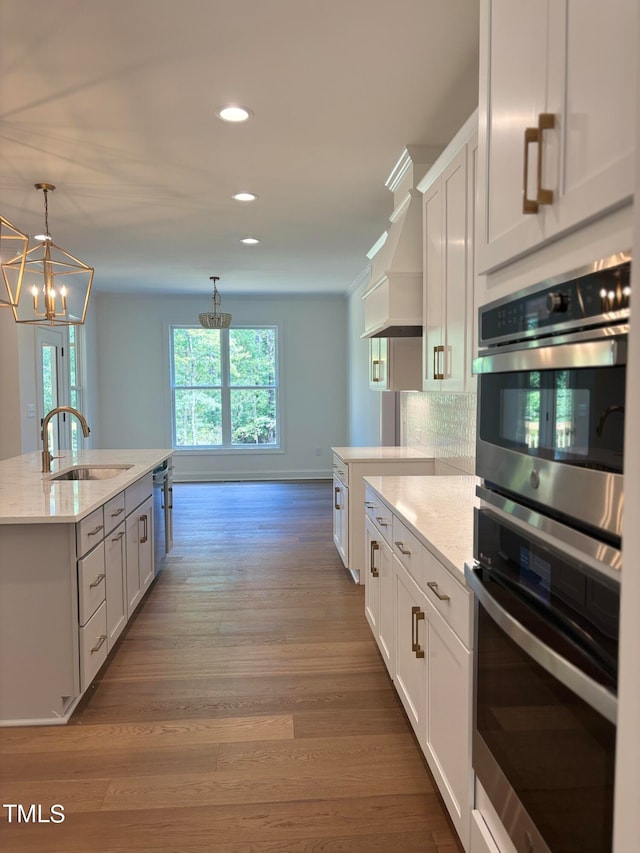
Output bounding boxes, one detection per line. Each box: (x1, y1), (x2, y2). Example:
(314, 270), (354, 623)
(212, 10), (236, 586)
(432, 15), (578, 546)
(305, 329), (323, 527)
(171, 326), (279, 449)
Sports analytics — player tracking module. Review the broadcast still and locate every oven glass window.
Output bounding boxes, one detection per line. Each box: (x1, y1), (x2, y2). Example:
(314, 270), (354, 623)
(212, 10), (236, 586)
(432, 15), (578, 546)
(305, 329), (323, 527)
(481, 366), (625, 473)
(476, 603), (616, 852)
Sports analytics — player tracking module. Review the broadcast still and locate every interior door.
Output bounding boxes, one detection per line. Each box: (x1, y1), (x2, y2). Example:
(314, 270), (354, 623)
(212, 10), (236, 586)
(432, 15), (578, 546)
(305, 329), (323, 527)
(37, 326), (70, 451)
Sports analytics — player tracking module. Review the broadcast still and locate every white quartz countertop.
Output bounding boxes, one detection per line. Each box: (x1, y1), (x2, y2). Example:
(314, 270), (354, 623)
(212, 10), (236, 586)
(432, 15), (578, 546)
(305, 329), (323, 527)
(332, 446), (436, 462)
(0, 449), (173, 524)
(363, 474), (478, 581)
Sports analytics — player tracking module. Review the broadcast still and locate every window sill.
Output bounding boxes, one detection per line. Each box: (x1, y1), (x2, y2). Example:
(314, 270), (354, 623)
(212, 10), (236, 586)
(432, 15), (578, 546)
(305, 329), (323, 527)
(175, 447), (284, 457)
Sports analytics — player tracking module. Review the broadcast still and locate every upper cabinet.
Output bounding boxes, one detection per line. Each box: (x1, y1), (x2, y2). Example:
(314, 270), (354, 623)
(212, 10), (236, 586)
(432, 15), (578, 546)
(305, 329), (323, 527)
(477, 0), (636, 275)
(368, 337), (422, 392)
(421, 114), (479, 392)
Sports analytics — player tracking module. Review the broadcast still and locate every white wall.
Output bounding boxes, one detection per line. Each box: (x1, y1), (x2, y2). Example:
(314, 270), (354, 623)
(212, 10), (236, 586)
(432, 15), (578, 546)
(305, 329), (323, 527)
(92, 292), (348, 481)
(0, 312), (40, 460)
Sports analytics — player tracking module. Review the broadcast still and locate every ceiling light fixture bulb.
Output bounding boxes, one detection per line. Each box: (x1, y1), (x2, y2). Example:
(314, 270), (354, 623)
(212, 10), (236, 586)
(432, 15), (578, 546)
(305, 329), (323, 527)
(241, 237), (260, 244)
(232, 192), (258, 202)
(217, 105), (253, 123)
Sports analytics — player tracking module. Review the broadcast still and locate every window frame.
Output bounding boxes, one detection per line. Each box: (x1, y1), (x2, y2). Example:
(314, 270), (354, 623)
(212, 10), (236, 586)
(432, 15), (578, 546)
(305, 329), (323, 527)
(169, 323), (282, 452)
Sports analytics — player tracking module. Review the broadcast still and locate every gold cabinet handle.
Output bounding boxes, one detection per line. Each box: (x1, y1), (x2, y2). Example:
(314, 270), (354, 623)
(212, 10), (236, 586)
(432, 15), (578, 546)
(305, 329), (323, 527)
(334, 486), (341, 510)
(91, 634), (107, 654)
(365, 501), (376, 509)
(87, 525), (103, 537)
(372, 358), (382, 382)
(427, 581), (450, 602)
(523, 113), (556, 214)
(411, 606), (425, 658)
(370, 540), (379, 578)
(89, 572), (106, 589)
(433, 345), (445, 380)
(111, 531), (125, 542)
(394, 540), (411, 555)
(110, 507), (124, 518)
(536, 113), (555, 206)
(375, 516), (388, 527)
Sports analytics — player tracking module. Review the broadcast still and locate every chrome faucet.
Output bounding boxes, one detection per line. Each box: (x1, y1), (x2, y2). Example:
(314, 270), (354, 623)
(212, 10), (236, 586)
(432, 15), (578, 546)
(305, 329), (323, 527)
(41, 406), (91, 473)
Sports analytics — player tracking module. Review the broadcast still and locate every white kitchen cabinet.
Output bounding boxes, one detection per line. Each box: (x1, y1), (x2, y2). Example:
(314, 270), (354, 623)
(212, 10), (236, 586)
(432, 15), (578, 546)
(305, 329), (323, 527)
(126, 494), (153, 617)
(332, 466), (349, 567)
(105, 520), (127, 651)
(364, 516), (394, 676)
(421, 115), (478, 392)
(363, 477), (475, 850)
(368, 336), (421, 391)
(425, 599), (473, 848)
(477, 0), (636, 274)
(393, 558), (428, 740)
(332, 448), (435, 584)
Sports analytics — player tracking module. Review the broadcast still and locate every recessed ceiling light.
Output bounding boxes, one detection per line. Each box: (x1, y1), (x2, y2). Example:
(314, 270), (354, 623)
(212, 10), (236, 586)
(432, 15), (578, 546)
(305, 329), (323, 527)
(241, 237), (260, 244)
(232, 192), (258, 202)
(217, 105), (253, 123)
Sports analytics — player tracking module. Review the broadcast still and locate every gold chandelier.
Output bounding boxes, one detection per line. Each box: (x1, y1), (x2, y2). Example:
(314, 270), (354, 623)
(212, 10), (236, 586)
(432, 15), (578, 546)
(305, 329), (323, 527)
(199, 276), (232, 329)
(3, 183), (94, 326)
(0, 216), (29, 308)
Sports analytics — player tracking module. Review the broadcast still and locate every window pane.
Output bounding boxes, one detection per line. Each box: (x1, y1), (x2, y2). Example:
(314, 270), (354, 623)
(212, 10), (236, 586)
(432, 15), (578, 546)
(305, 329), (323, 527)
(174, 389), (222, 446)
(173, 328), (221, 386)
(231, 389), (277, 445)
(229, 328), (276, 386)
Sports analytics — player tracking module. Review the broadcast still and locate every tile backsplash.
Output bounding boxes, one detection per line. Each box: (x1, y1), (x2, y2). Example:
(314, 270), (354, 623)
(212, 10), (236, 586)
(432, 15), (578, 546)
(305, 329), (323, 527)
(401, 391), (477, 475)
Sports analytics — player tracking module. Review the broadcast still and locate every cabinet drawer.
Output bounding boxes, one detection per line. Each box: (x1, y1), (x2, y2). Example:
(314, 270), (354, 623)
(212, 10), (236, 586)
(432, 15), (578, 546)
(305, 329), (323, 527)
(364, 486), (392, 544)
(332, 455), (348, 486)
(103, 491), (126, 535)
(76, 506), (105, 558)
(78, 542), (106, 626)
(422, 548), (472, 647)
(125, 473), (153, 515)
(79, 600), (108, 691)
(392, 516), (423, 585)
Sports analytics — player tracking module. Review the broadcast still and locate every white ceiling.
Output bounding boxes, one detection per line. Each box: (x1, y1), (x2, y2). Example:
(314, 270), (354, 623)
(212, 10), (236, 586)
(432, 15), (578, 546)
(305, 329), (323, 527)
(0, 0), (479, 297)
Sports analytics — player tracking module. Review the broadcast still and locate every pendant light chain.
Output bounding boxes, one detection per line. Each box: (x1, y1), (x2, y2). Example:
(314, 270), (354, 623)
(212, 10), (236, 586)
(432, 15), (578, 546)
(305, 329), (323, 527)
(43, 186), (50, 238)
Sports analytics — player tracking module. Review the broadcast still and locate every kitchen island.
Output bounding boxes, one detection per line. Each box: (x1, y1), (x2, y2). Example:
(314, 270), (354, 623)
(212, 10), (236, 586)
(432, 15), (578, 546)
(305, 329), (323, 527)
(0, 449), (172, 726)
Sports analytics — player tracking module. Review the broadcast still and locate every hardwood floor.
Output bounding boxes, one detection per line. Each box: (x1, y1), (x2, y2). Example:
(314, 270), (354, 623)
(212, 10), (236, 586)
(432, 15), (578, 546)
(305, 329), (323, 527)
(0, 481), (462, 852)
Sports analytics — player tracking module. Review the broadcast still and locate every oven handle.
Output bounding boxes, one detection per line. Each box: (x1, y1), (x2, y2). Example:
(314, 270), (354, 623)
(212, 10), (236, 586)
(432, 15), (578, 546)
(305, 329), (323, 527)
(473, 336), (626, 374)
(465, 564), (617, 724)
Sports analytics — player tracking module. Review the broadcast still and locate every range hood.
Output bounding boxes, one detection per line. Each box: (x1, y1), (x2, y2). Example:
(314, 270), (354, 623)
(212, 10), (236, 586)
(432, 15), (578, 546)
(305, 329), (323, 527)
(362, 145), (441, 339)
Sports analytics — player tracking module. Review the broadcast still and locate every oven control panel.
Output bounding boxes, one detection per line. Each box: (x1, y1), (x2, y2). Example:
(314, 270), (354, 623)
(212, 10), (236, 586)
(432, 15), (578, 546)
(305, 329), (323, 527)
(480, 258), (631, 346)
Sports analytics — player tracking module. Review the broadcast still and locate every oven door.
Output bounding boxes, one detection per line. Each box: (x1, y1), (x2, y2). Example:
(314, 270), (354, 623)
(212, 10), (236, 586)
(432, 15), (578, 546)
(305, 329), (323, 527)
(468, 499), (619, 853)
(475, 329), (626, 540)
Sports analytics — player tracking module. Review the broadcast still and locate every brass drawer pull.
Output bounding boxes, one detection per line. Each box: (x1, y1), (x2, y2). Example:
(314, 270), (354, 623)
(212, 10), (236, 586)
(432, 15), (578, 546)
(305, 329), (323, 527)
(89, 572), (105, 589)
(365, 501), (376, 509)
(394, 541), (411, 556)
(370, 540), (379, 578)
(372, 359), (382, 382)
(90, 635), (107, 654)
(427, 581), (450, 602)
(411, 606), (425, 658)
(87, 525), (103, 537)
(111, 531), (125, 542)
(334, 486), (341, 510)
(110, 507), (124, 517)
(433, 345), (445, 380)
(375, 516), (388, 527)
(523, 113), (555, 214)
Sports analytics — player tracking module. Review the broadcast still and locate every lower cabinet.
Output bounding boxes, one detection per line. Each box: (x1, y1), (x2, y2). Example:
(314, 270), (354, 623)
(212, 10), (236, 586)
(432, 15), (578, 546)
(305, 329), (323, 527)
(364, 517), (394, 675)
(79, 601), (108, 691)
(332, 472), (349, 566)
(126, 494), (154, 618)
(365, 489), (473, 851)
(105, 521), (127, 651)
(393, 559), (428, 738)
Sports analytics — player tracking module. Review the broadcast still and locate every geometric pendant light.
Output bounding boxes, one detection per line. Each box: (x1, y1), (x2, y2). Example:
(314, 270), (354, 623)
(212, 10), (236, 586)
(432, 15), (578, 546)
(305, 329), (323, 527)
(5, 183), (94, 326)
(0, 215), (29, 308)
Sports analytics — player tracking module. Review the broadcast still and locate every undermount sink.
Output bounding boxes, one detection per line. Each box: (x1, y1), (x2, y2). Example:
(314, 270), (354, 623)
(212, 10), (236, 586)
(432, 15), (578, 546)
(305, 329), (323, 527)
(51, 465), (133, 482)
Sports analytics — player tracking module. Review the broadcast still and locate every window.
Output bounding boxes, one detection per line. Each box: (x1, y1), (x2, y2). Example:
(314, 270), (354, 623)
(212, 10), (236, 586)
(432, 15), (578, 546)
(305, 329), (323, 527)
(171, 326), (279, 449)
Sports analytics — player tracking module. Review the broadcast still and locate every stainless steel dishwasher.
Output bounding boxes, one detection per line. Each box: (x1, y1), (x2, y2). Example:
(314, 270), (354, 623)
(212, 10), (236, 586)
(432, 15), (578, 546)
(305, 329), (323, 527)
(152, 458), (173, 572)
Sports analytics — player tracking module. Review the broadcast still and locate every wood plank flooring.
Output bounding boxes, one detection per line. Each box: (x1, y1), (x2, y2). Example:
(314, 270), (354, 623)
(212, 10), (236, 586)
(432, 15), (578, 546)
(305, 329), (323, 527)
(0, 481), (462, 852)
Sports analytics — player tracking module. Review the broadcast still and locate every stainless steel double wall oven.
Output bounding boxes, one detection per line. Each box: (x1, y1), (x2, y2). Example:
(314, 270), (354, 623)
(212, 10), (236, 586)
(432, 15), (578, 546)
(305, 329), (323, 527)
(466, 253), (630, 852)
